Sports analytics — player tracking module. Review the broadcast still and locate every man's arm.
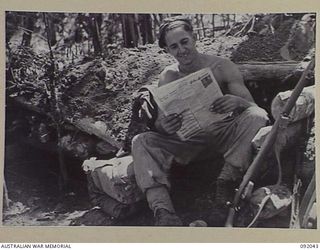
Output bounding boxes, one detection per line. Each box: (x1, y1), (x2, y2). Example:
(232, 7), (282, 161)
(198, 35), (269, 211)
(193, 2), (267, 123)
(154, 68), (183, 134)
(210, 59), (256, 113)
(222, 59), (255, 103)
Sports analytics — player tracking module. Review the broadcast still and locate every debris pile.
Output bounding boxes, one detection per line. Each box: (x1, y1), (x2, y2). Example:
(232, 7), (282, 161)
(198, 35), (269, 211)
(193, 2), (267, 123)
(231, 18), (296, 62)
(232, 14), (315, 62)
(304, 120), (315, 162)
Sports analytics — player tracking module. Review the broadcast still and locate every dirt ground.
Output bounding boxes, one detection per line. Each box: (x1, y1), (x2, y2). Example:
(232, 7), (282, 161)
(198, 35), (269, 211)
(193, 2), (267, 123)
(4, 135), (306, 227)
(3, 143), (91, 226)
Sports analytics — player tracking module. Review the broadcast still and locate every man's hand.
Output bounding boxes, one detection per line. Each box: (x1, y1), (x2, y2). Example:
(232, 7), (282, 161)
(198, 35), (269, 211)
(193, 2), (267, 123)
(157, 113), (182, 135)
(210, 94), (251, 114)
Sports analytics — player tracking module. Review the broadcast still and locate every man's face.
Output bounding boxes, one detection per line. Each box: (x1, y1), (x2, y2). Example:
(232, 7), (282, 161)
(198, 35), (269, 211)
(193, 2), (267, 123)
(164, 26), (197, 66)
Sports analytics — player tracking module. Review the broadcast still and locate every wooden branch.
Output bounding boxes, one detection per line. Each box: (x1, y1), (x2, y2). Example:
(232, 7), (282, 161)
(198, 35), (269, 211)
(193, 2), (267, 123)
(234, 17), (253, 37)
(224, 22), (239, 36)
(194, 25), (230, 32)
(247, 15), (256, 34)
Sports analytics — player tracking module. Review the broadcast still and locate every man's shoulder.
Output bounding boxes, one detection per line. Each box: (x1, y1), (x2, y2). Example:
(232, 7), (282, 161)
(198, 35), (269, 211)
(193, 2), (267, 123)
(158, 63), (180, 87)
(161, 63), (180, 75)
(204, 54), (233, 68)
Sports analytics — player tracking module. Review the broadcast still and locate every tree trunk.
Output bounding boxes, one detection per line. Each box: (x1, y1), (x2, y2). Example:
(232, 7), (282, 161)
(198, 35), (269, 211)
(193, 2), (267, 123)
(195, 14), (201, 38)
(121, 15), (128, 47)
(153, 14), (160, 27)
(139, 14), (154, 44)
(226, 14), (230, 28)
(48, 14), (57, 46)
(222, 14), (226, 28)
(159, 14), (164, 22)
(134, 14), (142, 45)
(43, 12), (69, 189)
(105, 14), (116, 44)
(152, 14), (160, 39)
(200, 14), (206, 37)
(121, 14), (139, 48)
(212, 14), (215, 37)
(21, 13), (35, 47)
(88, 13), (102, 56)
(129, 14), (139, 47)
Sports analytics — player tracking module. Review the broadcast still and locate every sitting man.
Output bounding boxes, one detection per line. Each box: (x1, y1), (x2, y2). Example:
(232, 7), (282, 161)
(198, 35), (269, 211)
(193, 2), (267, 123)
(131, 16), (269, 226)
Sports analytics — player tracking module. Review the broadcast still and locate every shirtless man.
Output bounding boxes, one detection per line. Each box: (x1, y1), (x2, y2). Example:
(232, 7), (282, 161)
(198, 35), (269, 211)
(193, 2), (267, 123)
(132, 16), (269, 226)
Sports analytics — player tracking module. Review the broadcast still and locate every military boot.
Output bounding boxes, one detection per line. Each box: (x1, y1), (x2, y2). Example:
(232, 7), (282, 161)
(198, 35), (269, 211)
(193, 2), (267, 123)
(155, 208), (183, 226)
(207, 179), (238, 227)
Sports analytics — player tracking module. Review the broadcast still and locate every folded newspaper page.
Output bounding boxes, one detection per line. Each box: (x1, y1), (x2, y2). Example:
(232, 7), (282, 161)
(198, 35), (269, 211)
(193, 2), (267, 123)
(151, 67), (230, 140)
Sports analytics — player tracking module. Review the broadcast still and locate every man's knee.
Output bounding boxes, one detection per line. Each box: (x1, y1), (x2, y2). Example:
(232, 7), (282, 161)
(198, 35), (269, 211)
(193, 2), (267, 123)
(244, 106), (269, 126)
(132, 132), (150, 150)
(131, 131), (160, 152)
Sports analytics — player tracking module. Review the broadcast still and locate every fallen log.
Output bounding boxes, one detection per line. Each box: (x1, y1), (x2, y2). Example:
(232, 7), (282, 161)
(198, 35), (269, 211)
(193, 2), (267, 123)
(237, 61), (299, 82)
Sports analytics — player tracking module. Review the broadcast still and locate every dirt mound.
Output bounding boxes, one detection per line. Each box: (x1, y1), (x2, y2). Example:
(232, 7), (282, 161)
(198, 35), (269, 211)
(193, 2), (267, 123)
(62, 45), (173, 144)
(231, 18), (296, 62)
(231, 14), (315, 62)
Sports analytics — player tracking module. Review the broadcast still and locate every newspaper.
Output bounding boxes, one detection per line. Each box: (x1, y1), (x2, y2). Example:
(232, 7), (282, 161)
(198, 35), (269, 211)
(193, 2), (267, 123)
(151, 67), (230, 140)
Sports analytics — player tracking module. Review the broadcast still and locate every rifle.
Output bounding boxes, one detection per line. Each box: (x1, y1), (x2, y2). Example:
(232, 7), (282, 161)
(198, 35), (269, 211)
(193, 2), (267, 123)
(225, 57), (315, 227)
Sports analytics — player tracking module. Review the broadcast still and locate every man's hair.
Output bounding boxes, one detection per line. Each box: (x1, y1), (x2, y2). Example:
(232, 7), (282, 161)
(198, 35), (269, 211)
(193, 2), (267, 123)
(158, 16), (193, 48)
